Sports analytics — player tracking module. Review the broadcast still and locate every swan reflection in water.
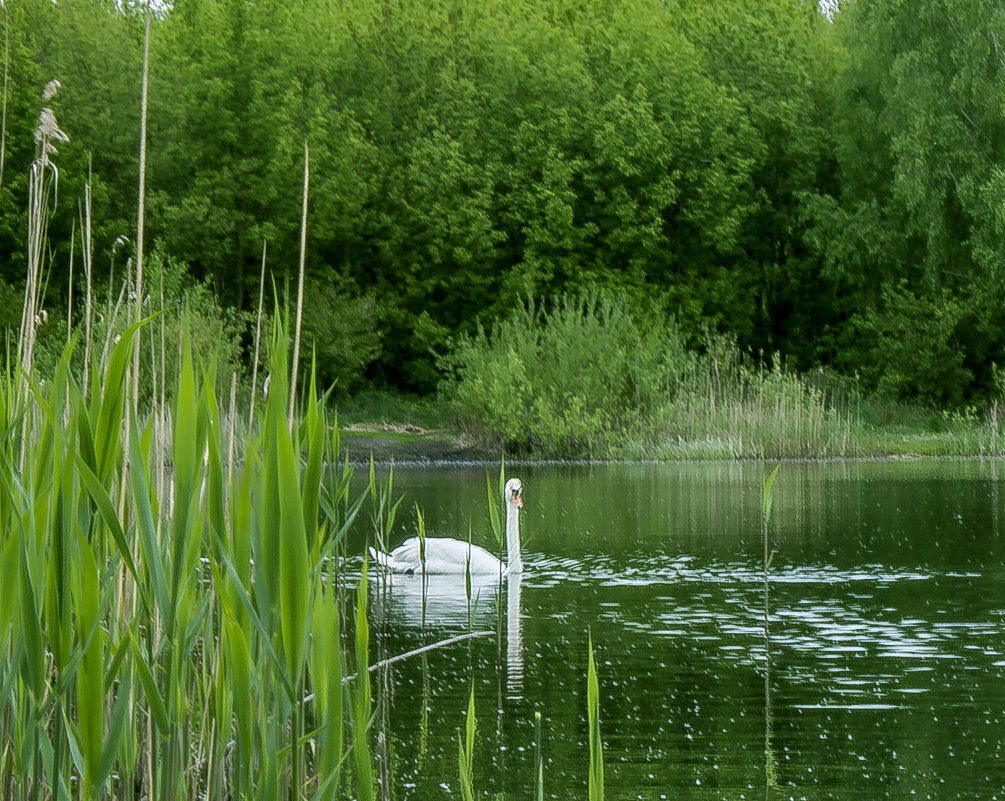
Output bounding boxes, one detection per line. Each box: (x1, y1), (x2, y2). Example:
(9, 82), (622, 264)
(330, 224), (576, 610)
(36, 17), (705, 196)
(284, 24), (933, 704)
(369, 477), (527, 698)
(372, 569), (525, 699)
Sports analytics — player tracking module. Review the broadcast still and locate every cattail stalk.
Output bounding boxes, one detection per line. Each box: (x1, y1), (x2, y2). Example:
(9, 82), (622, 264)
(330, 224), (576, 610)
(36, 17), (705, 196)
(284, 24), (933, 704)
(249, 239), (267, 427)
(289, 140), (309, 429)
(81, 160), (93, 395)
(131, 0), (151, 410)
(0, 1), (8, 189)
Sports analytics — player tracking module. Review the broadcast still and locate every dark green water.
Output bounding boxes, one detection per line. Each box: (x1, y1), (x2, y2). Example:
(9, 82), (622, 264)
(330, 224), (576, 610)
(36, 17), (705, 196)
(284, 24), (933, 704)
(359, 460), (1005, 800)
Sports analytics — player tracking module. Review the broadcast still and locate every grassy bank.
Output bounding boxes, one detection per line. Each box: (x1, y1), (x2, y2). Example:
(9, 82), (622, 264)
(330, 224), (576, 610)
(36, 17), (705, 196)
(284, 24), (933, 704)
(339, 392), (1005, 463)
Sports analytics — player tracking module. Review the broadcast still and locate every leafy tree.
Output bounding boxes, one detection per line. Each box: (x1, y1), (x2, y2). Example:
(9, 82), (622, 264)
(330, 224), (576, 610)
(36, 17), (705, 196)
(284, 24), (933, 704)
(809, 0), (1005, 405)
(675, 0), (840, 361)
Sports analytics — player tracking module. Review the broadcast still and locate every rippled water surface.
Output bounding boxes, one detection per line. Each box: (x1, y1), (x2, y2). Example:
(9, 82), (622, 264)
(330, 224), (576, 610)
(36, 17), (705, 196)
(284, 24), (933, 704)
(353, 460), (1005, 799)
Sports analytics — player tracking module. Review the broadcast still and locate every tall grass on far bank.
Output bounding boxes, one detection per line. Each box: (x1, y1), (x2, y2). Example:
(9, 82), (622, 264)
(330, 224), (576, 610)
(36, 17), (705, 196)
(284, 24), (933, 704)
(635, 341), (855, 460)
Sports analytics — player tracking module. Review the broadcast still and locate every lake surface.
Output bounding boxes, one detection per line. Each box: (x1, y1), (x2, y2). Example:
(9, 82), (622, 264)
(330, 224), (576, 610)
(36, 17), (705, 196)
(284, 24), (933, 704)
(352, 460), (1005, 800)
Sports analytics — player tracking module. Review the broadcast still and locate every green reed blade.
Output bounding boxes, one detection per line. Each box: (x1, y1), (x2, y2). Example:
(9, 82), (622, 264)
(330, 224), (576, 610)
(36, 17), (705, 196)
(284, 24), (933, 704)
(74, 394), (98, 476)
(457, 685), (476, 801)
(97, 669), (132, 789)
(127, 423), (168, 615)
(204, 380), (228, 545)
(587, 632), (604, 801)
(43, 450), (71, 671)
(260, 324), (288, 620)
(61, 707), (84, 778)
(103, 622), (132, 695)
(321, 487), (366, 560)
(301, 360), (324, 552)
(92, 318), (145, 481)
(353, 558), (375, 801)
(278, 446), (312, 688)
(221, 611), (253, 782)
(74, 453), (140, 587)
(74, 529), (103, 793)
(214, 546), (295, 701)
(310, 581), (344, 799)
(168, 323), (201, 636)
(17, 529), (45, 700)
(485, 474), (501, 549)
(762, 463), (780, 527)
(0, 534), (18, 691)
(129, 631), (170, 733)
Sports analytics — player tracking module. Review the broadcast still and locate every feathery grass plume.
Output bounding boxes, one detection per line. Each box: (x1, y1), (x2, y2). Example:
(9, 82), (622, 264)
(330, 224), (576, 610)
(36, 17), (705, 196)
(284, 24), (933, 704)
(20, 79), (68, 412)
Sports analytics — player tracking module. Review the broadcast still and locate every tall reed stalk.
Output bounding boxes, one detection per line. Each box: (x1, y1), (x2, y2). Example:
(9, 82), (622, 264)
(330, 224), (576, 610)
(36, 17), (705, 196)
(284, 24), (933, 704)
(289, 141), (309, 428)
(130, 0), (152, 420)
(0, 0), (7, 189)
(20, 82), (66, 403)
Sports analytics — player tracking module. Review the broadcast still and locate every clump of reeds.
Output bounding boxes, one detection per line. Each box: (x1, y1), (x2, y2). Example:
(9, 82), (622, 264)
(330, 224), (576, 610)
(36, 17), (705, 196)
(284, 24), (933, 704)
(629, 342), (856, 460)
(0, 304), (376, 799)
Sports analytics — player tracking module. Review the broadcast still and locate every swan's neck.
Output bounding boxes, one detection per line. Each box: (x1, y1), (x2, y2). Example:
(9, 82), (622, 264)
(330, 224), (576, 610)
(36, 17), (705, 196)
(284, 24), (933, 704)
(505, 502), (522, 574)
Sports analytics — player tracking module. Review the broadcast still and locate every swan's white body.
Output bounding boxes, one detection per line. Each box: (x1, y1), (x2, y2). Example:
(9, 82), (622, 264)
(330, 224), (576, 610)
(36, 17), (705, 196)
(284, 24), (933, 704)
(370, 478), (524, 575)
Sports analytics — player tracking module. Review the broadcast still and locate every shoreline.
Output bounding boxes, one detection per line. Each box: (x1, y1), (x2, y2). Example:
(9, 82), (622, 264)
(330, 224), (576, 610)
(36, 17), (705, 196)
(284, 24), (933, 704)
(339, 428), (1005, 467)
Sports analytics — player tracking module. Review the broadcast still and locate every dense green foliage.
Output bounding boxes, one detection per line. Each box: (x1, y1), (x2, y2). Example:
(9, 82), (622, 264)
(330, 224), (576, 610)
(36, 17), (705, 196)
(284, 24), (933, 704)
(443, 292), (858, 458)
(442, 292), (692, 454)
(3, 0), (1005, 426)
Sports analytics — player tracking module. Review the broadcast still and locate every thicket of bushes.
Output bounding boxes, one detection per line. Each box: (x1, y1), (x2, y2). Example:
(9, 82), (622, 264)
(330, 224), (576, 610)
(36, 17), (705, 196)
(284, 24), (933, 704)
(441, 292), (855, 458)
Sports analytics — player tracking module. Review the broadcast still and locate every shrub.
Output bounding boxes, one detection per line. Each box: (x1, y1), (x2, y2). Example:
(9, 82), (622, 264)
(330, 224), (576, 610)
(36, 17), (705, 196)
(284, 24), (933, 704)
(853, 282), (972, 408)
(87, 248), (248, 408)
(440, 291), (691, 456)
(299, 273), (382, 397)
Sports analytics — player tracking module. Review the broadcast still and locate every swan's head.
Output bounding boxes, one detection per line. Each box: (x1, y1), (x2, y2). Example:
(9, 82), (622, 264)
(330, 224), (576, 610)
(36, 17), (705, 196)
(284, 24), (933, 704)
(505, 477), (523, 510)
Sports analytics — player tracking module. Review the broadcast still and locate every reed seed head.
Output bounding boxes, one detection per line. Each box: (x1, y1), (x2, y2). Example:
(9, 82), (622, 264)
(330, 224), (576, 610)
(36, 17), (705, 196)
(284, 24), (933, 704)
(35, 107), (69, 153)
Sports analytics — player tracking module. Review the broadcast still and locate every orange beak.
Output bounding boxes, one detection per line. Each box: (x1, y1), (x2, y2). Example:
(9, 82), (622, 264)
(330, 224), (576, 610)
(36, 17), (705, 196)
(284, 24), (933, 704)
(512, 490), (523, 509)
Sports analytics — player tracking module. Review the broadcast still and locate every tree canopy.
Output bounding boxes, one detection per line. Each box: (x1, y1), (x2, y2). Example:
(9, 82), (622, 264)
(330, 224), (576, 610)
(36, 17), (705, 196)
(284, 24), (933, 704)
(2, 0), (1004, 405)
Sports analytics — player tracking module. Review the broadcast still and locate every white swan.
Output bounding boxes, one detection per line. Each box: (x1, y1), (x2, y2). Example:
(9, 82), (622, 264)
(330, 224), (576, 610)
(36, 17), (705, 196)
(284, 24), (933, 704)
(369, 478), (524, 575)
